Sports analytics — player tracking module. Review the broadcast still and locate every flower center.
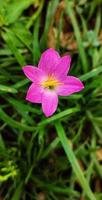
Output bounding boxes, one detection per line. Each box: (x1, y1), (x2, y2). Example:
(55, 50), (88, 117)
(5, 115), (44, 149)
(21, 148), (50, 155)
(41, 76), (62, 89)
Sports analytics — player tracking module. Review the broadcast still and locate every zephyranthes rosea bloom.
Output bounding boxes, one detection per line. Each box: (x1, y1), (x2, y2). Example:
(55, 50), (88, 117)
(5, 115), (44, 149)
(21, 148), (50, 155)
(23, 48), (84, 117)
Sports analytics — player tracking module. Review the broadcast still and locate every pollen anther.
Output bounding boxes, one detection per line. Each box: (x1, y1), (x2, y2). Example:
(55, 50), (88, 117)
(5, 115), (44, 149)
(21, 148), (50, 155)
(41, 76), (62, 88)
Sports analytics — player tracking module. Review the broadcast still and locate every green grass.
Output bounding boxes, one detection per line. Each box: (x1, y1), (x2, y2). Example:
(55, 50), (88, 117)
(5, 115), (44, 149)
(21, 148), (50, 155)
(0, 0), (102, 199)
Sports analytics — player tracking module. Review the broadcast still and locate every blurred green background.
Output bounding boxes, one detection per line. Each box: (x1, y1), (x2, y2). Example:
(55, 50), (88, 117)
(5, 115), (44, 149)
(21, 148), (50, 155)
(0, 0), (102, 199)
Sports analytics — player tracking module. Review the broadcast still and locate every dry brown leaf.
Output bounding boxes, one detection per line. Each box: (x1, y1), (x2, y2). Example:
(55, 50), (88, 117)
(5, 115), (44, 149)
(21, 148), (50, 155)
(99, 30), (102, 44)
(95, 179), (102, 192)
(78, 160), (85, 171)
(37, 192), (46, 200)
(55, 0), (65, 24)
(96, 148), (102, 161)
(0, 197), (3, 200)
(47, 26), (78, 51)
(47, 27), (57, 49)
(47, 0), (77, 51)
(80, 197), (86, 200)
(60, 32), (78, 51)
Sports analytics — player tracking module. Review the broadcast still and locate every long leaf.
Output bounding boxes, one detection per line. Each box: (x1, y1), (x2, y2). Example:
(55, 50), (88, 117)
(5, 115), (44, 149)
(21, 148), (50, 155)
(55, 121), (96, 200)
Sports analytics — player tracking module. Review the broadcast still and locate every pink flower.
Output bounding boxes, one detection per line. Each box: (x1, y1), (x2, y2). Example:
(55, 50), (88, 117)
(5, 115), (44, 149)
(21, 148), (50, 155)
(23, 48), (84, 117)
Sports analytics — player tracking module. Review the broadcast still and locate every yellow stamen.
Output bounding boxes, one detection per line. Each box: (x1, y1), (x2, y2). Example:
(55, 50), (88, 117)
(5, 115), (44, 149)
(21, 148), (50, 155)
(41, 76), (62, 88)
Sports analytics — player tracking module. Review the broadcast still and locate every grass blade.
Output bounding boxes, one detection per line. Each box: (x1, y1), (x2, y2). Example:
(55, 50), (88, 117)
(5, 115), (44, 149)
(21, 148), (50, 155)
(40, 0), (59, 50)
(11, 182), (23, 200)
(65, 1), (88, 73)
(55, 121), (96, 200)
(2, 29), (26, 66)
(0, 108), (35, 131)
(0, 84), (17, 93)
(33, 17), (41, 64)
(38, 107), (79, 126)
(80, 65), (102, 81)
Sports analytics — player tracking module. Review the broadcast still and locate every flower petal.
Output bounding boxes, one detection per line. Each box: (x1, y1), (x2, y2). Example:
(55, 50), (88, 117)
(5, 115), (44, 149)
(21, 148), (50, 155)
(56, 76), (84, 96)
(42, 90), (58, 117)
(38, 48), (60, 74)
(23, 65), (46, 83)
(54, 55), (71, 76)
(26, 83), (44, 103)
